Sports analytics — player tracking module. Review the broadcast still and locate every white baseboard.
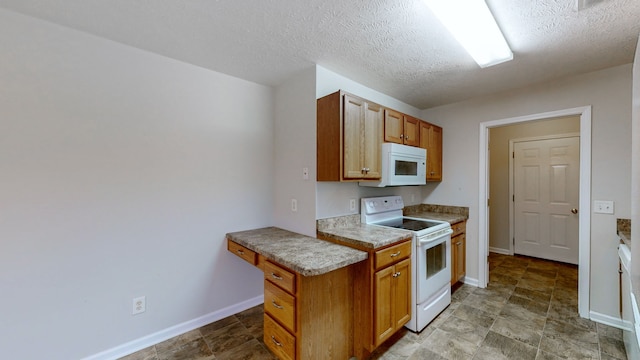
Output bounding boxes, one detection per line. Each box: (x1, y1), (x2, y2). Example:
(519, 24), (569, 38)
(590, 310), (627, 330)
(82, 295), (264, 360)
(462, 276), (479, 287)
(489, 247), (511, 255)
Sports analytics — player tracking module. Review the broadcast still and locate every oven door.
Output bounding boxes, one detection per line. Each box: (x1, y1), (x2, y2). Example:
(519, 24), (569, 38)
(416, 231), (451, 303)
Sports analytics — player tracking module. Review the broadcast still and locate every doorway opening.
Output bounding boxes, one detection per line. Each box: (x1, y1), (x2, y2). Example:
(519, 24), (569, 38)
(478, 107), (592, 318)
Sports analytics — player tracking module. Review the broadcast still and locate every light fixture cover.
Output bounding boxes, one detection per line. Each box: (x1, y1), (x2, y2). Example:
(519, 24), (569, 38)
(425, 0), (513, 68)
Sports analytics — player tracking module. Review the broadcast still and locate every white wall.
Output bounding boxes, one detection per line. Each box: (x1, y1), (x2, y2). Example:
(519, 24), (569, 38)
(0, 9), (273, 359)
(422, 64), (632, 319)
(274, 68), (317, 236)
(315, 66), (426, 219)
(631, 35), (640, 302)
(489, 116), (580, 251)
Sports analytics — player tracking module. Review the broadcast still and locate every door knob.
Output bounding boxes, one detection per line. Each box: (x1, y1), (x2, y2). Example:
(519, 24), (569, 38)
(571, 208), (578, 214)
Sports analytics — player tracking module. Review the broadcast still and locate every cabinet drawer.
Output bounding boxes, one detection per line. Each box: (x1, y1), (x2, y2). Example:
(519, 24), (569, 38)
(265, 261), (296, 294)
(264, 280), (296, 333)
(375, 240), (411, 271)
(264, 314), (296, 360)
(451, 221), (466, 237)
(227, 239), (257, 266)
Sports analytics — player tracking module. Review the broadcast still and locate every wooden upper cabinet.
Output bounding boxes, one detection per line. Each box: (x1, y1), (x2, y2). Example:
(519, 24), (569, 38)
(403, 115), (420, 147)
(384, 109), (404, 143)
(317, 91), (382, 181)
(343, 95), (366, 179)
(419, 121), (443, 182)
(384, 110), (419, 147)
(362, 102), (383, 179)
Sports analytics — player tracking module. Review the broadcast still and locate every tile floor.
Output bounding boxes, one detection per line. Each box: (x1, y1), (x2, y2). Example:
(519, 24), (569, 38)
(120, 253), (627, 360)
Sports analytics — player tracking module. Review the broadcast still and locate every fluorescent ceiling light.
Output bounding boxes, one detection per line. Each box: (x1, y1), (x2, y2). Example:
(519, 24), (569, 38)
(424, 0), (513, 68)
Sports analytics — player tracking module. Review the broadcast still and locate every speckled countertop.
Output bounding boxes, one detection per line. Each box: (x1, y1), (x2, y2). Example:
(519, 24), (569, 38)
(317, 224), (413, 250)
(406, 211), (467, 224)
(226, 227), (368, 277)
(316, 205), (469, 250)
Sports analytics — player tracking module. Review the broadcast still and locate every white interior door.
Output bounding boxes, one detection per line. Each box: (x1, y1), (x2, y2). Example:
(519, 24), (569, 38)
(513, 137), (580, 264)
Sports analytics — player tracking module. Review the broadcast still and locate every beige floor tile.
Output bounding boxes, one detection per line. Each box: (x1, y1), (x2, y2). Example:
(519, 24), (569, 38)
(599, 334), (628, 359)
(118, 346), (158, 360)
(214, 338), (275, 360)
(472, 331), (538, 360)
(157, 338), (214, 360)
(437, 315), (490, 346)
(155, 330), (203, 355)
(418, 328), (479, 359)
(202, 322), (255, 355)
(491, 316), (543, 347)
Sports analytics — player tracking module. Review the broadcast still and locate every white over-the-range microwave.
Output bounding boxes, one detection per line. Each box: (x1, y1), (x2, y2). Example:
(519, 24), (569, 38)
(360, 143), (427, 187)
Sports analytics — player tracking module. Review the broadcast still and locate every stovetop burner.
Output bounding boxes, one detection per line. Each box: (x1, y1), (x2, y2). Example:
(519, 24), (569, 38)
(374, 218), (445, 232)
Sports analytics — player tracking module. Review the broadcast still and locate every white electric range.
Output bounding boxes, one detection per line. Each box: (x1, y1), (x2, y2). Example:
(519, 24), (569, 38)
(361, 196), (453, 332)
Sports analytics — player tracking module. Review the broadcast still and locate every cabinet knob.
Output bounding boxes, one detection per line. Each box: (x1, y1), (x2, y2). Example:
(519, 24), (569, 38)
(571, 208), (578, 214)
(400, 134), (404, 139)
(236, 249), (244, 255)
(406, 135), (409, 140)
(393, 271), (401, 278)
(430, 171), (435, 175)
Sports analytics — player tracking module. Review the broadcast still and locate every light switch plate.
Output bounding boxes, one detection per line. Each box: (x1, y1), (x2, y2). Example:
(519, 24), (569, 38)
(594, 200), (614, 214)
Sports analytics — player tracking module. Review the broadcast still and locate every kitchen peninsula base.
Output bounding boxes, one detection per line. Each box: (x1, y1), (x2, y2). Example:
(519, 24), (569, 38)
(226, 228), (369, 360)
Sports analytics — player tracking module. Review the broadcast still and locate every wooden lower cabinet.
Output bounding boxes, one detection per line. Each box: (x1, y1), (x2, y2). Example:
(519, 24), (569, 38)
(451, 221), (466, 285)
(319, 236), (413, 359)
(264, 314), (296, 360)
(228, 239), (354, 360)
(374, 258), (411, 345)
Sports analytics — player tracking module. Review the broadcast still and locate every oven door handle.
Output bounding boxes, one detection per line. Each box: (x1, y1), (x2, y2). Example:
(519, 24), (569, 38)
(418, 228), (453, 245)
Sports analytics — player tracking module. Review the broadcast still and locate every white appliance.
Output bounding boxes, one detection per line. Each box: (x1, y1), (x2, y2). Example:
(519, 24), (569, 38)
(619, 242), (640, 360)
(359, 143), (426, 187)
(361, 195), (453, 332)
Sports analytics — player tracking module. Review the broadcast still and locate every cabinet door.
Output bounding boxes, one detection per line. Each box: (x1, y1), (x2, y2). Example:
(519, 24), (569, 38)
(374, 265), (394, 346)
(420, 122), (443, 181)
(363, 103), (383, 179)
(454, 234), (466, 282)
(392, 258), (411, 329)
(403, 115), (420, 147)
(427, 125), (442, 181)
(451, 235), (458, 285)
(343, 95), (366, 179)
(384, 109), (404, 144)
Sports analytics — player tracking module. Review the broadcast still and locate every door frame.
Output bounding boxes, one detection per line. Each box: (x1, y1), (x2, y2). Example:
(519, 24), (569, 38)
(478, 106), (591, 318)
(508, 133), (580, 256)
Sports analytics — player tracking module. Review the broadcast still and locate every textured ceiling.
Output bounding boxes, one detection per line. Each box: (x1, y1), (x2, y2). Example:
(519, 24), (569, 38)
(0, 0), (639, 109)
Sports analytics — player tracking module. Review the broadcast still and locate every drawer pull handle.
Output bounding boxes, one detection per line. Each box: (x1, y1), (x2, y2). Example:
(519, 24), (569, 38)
(271, 300), (283, 309)
(236, 249), (244, 255)
(456, 242), (462, 246)
(271, 273), (283, 281)
(271, 336), (283, 347)
(390, 251), (401, 257)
